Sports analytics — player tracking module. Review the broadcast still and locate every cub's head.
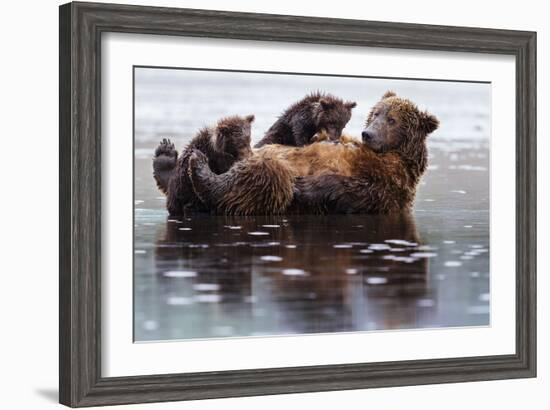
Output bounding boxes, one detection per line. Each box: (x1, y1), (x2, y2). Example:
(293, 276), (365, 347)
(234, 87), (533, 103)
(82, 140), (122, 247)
(312, 94), (357, 142)
(361, 91), (439, 154)
(214, 114), (255, 160)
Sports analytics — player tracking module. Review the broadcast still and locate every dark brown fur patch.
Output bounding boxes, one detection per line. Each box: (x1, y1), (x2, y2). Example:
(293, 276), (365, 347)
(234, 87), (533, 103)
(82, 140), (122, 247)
(255, 92), (356, 147)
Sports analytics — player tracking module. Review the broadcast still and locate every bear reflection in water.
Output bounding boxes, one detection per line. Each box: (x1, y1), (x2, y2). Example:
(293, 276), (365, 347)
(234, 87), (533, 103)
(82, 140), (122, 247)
(152, 211), (434, 337)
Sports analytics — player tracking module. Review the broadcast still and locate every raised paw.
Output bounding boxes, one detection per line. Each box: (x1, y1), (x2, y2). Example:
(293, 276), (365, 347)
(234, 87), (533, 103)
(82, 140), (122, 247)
(154, 138), (177, 160)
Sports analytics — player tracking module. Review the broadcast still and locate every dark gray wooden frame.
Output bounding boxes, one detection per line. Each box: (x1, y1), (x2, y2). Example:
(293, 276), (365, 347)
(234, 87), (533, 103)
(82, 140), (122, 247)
(59, 1), (536, 407)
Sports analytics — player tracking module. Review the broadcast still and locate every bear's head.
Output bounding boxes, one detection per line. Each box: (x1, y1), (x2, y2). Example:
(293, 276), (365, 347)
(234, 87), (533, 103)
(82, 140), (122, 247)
(214, 114), (255, 160)
(312, 95), (357, 143)
(361, 91), (439, 155)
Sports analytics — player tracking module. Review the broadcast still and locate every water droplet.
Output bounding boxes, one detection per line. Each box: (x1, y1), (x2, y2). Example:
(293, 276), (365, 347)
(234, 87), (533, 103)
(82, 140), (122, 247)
(134, 249), (146, 254)
(444, 261), (462, 267)
(248, 231), (269, 236)
(285, 244), (297, 249)
(479, 293), (490, 302)
(346, 268), (358, 274)
(262, 224), (280, 228)
(178, 227), (192, 231)
(443, 240), (456, 244)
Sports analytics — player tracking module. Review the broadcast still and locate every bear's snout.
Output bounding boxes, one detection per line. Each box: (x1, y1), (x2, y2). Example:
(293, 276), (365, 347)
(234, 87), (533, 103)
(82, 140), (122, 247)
(362, 130), (375, 142)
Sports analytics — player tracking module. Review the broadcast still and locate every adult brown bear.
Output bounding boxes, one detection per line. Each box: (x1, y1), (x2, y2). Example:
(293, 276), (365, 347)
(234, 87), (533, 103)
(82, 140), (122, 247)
(188, 91), (439, 215)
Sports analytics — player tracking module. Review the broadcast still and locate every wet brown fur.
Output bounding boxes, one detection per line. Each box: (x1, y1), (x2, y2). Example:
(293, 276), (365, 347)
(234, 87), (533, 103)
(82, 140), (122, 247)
(188, 92), (439, 215)
(152, 114), (254, 215)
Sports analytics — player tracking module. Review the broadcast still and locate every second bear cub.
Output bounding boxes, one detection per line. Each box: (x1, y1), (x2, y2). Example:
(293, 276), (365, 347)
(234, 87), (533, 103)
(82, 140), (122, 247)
(254, 92), (357, 148)
(153, 114), (254, 215)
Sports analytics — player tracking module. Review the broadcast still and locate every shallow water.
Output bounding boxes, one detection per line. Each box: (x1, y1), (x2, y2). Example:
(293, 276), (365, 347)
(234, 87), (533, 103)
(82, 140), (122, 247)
(133, 68), (490, 342)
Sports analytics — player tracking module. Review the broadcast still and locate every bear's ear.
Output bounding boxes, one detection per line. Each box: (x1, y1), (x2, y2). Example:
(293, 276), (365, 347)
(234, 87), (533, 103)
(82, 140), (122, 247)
(382, 90), (396, 99)
(319, 98), (336, 109)
(345, 101), (357, 110)
(245, 114), (255, 123)
(420, 111), (439, 135)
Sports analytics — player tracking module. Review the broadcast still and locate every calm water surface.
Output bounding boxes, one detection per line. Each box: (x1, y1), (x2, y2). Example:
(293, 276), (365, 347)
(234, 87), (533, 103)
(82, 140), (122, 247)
(133, 68), (490, 341)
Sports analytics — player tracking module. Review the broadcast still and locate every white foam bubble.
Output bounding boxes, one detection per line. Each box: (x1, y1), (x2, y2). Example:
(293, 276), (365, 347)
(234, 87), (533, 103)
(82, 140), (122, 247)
(260, 255), (283, 262)
(366, 277), (388, 285)
(166, 296), (193, 305)
(369, 244), (391, 251)
(385, 239), (418, 246)
(282, 269), (307, 276)
(195, 294), (222, 303)
(193, 283), (220, 291)
(410, 252), (438, 258)
(164, 270), (197, 278)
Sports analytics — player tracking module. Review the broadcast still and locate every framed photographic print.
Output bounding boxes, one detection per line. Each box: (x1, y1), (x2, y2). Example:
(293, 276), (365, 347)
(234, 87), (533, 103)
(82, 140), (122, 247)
(59, 1), (536, 407)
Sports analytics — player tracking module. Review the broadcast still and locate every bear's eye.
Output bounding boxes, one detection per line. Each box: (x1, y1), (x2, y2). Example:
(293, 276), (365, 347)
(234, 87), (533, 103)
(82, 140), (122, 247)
(388, 117), (396, 125)
(373, 111), (379, 117)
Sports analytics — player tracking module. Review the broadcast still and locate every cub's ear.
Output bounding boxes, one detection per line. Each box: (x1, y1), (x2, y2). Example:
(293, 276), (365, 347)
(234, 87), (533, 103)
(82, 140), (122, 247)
(420, 111), (439, 135)
(319, 98), (336, 109)
(345, 101), (357, 110)
(245, 114), (255, 123)
(382, 90), (396, 99)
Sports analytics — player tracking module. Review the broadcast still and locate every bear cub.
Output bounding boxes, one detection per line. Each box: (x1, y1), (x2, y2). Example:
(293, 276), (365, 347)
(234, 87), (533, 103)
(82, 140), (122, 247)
(153, 114), (254, 215)
(254, 92), (357, 148)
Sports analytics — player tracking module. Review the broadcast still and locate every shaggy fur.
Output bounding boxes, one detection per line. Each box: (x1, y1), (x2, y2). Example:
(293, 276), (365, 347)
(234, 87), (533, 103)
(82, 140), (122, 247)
(188, 92), (438, 215)
(152, 114), (254, 215)
(254, 92), (357, 148)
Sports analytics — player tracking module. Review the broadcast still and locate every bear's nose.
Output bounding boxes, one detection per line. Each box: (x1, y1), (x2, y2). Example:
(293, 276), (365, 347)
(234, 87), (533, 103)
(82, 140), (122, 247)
(362, 130), (374, 141)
